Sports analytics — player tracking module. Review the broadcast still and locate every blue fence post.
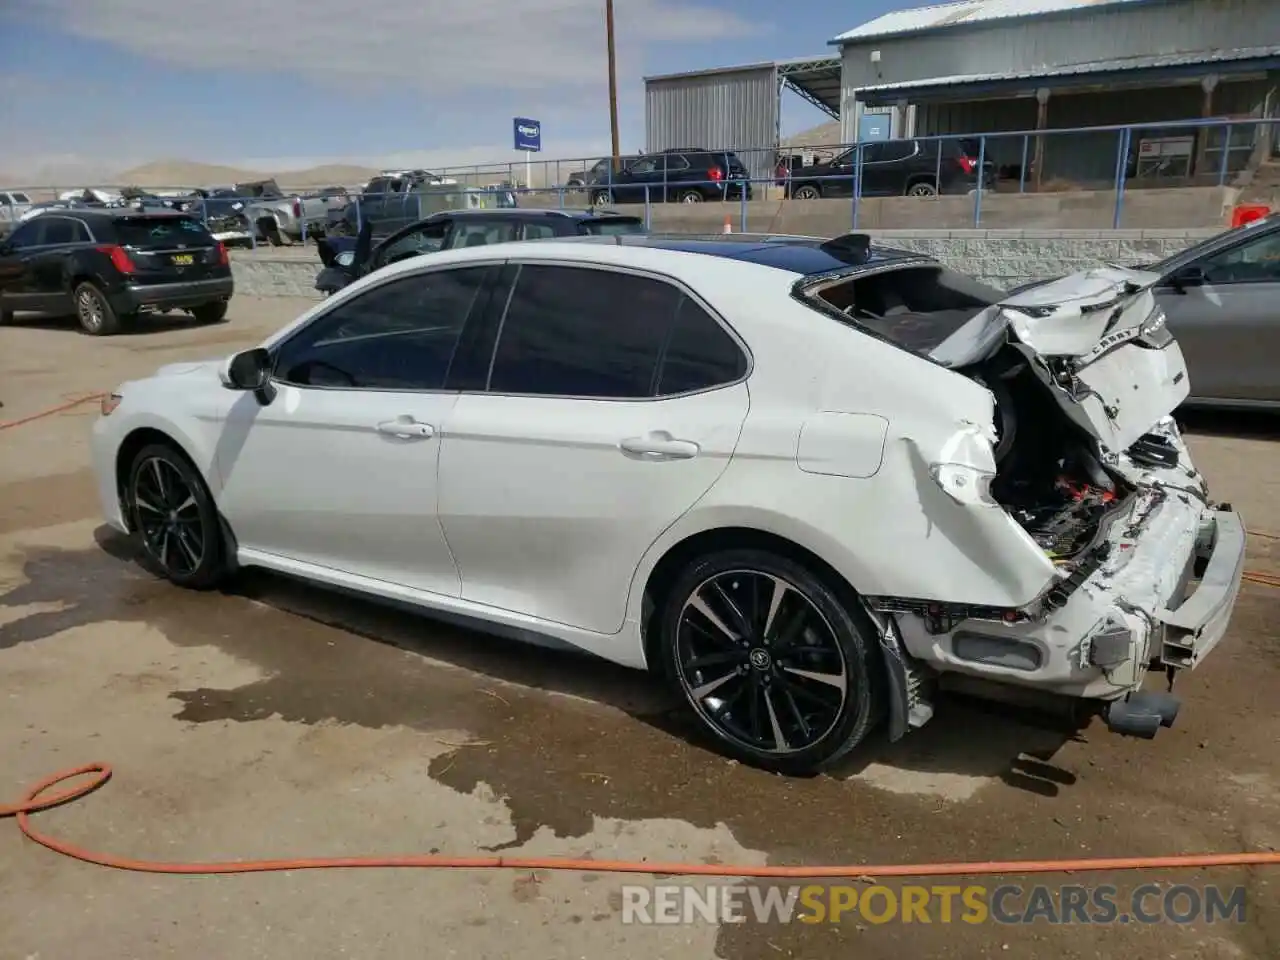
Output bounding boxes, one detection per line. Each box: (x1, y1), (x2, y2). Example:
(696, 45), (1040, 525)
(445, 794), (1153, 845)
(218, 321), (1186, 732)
(248, 193), (256, 250)
(557, 186), (565, 209)
(643, 185), (651, 229)
(1218, 123), (1230, 186)
(1019, 135), (1029, 194)
(935, 137), (943, 192)
(355, 195), (362, 234)
(973, 136), (987, 226)
(1112, 126), (1131, 229)
(739, 180), (748, 232)
(852, 143), (864, 230)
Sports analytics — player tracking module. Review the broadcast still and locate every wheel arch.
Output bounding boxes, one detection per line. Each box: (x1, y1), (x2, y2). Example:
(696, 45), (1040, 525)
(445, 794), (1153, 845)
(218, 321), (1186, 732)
(114, 422), (239, 568)
(637, 522), (906, 749)
(636, 521), (878, 677)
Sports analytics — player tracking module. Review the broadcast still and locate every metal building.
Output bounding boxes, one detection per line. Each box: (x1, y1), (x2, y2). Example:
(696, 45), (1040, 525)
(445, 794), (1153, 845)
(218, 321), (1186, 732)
(643, 56), (845, 181)
(832, 0), (1280, 185)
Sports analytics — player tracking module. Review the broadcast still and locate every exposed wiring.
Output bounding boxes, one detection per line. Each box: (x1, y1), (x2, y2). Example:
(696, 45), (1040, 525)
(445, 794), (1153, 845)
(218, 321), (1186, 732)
(3, 764), (1280, 879)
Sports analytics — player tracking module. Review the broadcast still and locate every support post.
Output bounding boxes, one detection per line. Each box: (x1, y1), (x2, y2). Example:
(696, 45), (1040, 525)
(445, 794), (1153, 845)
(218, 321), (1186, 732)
(1032, 87), (1051, 191)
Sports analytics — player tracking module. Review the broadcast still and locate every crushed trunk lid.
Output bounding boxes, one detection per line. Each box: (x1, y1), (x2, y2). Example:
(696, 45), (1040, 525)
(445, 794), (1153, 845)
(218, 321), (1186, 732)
(934, 266), (1189, 453)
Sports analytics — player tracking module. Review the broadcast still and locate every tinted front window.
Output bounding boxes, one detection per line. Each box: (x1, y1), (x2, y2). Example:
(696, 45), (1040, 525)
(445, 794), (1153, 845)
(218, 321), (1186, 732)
(5, 221), (40, 248)
(11, 193), (31, 204)
(448, 219), (518, 249)
(657, 298), (747, 395)
(488, 265), (681, 397)
(113, 217), (212, 247)
(273, 267), (487, 390)
(1199, 231), (1280, 283)
(580, 218), (644, 236)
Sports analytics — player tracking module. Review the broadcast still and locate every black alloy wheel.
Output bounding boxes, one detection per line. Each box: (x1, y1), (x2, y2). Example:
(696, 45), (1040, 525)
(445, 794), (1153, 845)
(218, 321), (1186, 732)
(128, 444), (225, 588)
(661, 549), (880, 774)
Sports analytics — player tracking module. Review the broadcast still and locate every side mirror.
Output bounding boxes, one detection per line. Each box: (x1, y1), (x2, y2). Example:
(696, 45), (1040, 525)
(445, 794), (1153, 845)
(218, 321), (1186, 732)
(1169, 265), (1205, 291)
(220, 347), (276, 404)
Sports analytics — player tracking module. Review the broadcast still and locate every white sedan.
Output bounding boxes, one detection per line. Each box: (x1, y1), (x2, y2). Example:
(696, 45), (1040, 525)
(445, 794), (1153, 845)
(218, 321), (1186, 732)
(90, 233), (1246, 774)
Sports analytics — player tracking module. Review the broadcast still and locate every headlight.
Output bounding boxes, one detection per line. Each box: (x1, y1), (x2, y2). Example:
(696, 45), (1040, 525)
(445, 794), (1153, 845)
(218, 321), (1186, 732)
(335, 251), (354, 267)
(1136, 305), (1172, 348)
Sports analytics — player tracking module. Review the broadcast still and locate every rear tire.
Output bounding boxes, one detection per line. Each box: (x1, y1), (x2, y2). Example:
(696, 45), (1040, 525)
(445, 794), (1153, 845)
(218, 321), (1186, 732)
(0, 306), (12, 325)
(73, 282), (121, 336)
(591, 189), (614, 207)
(657, 548), (881, 775)
(190, 301), (229, 324)
(127, 443), (227, 590)
(792, 184), (822, 201)
(677, 189), (704, 204)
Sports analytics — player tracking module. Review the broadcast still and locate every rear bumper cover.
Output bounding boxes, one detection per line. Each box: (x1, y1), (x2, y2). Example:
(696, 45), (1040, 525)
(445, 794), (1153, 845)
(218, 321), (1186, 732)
(113, 276), (234, 312)
(893, 430), (1245, 702)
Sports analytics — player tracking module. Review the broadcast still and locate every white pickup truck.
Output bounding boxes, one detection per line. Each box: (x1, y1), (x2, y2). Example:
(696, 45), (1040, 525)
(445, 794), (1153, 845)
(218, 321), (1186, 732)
(243, 185), (349, 245)
(0, 191), (35, 236)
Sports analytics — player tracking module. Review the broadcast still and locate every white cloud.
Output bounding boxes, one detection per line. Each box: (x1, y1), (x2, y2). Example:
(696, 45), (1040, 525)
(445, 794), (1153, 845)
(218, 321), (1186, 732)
(13, 0), (762, 92)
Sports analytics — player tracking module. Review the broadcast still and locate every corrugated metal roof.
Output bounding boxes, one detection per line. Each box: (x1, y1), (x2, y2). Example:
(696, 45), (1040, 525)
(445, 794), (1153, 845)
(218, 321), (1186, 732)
(855, 44), (1280, 93)
(832, 0), (1148, 44)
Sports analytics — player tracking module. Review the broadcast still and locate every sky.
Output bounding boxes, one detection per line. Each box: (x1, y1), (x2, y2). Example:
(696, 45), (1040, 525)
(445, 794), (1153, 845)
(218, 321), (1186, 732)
(0, 0), (913, 182)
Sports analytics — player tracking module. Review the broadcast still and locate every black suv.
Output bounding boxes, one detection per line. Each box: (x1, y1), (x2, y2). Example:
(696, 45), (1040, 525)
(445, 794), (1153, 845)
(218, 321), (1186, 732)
(315, 207), (646, 294)
(591, 148), (752, 205)
(0, 210), (234, 335)
(781, 138), (996, 199)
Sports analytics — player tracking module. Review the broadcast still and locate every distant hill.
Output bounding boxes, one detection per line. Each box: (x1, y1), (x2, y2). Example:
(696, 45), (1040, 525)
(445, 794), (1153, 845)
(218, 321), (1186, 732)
(781, 120), (842, 150)
(113, 159), (380, 189)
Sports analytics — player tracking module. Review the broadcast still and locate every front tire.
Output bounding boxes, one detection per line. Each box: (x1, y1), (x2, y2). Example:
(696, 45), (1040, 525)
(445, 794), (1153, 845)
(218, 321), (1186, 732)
(905, 179), (939, 197)
(791, 184), (822, 201)
(658, 549), (881, 774)
(127, 443), (226, 589)
(591, 189), (614, 207)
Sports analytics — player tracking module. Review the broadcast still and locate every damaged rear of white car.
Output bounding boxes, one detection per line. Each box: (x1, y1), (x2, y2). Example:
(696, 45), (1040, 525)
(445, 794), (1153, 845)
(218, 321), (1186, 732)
(795, 259), (1247, 744)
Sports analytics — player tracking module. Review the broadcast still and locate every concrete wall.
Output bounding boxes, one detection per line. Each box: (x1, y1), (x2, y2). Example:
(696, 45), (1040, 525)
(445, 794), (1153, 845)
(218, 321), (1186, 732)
(230, 226), (1220, 301)
(616, 185), (1237, 233)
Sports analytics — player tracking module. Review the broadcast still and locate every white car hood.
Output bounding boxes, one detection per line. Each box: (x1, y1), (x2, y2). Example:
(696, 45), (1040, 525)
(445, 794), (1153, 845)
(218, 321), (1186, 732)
(931, 265), (1187, 454)
(153, 359), (223, 378)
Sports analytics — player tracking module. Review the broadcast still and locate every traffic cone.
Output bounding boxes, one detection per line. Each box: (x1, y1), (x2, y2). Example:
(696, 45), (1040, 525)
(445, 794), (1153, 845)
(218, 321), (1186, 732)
(723, 215), (732, 234)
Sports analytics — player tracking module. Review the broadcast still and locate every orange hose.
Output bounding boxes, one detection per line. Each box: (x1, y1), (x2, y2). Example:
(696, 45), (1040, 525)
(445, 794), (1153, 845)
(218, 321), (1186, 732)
(4, 764), (1280, 879)
(0, 393), (105, 430)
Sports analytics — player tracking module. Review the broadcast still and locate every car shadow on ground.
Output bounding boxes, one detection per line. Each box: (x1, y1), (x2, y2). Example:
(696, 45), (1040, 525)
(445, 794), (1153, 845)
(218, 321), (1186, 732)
(1178, 407), (1280, 439)
(73, 527), (1082, 796)
(5, 311), (220, 336)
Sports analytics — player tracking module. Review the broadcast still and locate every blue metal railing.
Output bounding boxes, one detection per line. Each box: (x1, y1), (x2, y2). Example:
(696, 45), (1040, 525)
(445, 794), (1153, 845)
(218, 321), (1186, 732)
(5, 116), (1273, 240)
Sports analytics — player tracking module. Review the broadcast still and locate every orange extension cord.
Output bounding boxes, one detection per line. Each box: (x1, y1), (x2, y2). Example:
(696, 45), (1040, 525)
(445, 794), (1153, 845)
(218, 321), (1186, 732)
(0, 395), (1277, 879)
(2, 764), (1280, 879)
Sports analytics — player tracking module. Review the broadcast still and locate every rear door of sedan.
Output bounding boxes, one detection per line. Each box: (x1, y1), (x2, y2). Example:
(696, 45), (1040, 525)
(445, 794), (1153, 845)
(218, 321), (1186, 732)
(435, 260), (751, 635)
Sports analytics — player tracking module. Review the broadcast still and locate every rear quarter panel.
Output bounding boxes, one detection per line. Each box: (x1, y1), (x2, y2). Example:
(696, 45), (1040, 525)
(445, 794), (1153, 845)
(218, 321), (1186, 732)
(622, 269), (1056, 633)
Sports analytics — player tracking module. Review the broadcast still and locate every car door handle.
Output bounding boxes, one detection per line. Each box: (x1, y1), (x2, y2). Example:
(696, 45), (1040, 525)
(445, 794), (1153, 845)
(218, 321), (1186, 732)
(375, 418), (434, 439)
(619, 432), (700, 461)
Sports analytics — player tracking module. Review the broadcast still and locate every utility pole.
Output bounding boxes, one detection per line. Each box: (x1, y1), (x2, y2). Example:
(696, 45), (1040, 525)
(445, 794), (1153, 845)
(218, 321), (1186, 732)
(606, 0), (620, 165)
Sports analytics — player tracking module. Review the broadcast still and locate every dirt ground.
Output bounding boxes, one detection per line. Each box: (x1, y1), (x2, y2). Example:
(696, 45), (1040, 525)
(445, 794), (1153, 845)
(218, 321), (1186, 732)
(1, 298), (1277, 960)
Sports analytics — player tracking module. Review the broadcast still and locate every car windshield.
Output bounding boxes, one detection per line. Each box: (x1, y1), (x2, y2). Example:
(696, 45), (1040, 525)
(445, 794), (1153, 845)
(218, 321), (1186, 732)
(581, 218), (644, 236)
(113, 216), (215, 247)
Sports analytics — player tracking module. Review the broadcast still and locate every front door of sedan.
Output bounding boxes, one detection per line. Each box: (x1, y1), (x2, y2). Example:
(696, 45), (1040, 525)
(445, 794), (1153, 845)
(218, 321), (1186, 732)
(1158, 228), (1280, 404)
(436, 262), (751, 636)
(215, 264), (497, 596)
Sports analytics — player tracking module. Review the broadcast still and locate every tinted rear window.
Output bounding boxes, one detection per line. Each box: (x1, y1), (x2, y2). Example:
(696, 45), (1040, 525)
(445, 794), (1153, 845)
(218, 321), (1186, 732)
(581, 218), (644, 236)
(113, 217), (214, 247)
